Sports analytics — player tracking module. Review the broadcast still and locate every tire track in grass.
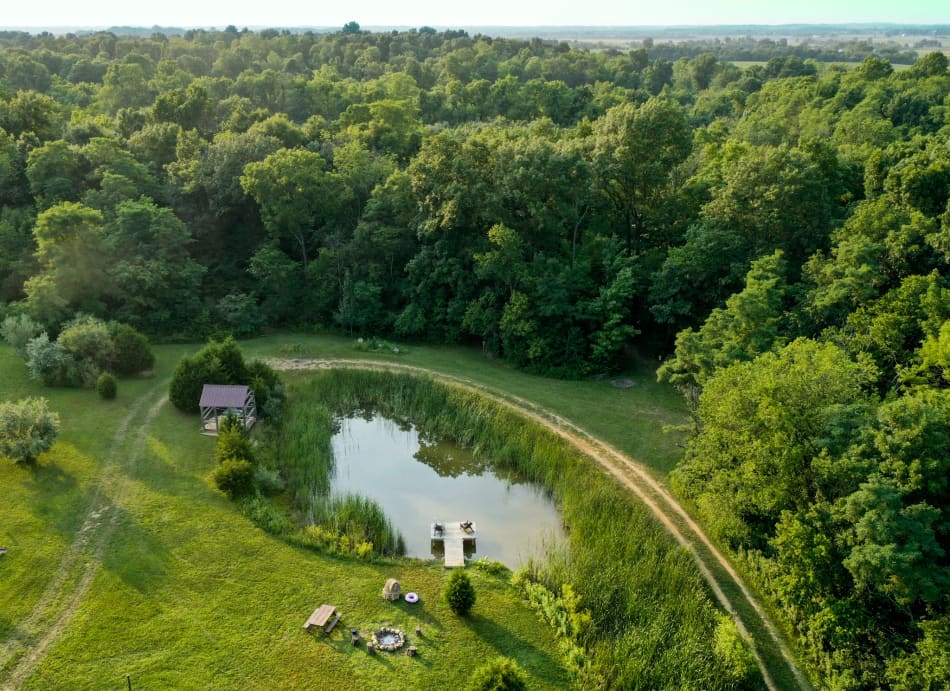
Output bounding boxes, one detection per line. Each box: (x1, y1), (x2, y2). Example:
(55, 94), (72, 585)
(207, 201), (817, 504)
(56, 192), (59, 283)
(269, 358), (810, 691)
(0, 386), (168, 690)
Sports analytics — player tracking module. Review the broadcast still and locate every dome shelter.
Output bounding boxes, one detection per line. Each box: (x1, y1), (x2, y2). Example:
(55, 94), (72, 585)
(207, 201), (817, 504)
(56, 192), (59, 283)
(381, 578), (402, 601)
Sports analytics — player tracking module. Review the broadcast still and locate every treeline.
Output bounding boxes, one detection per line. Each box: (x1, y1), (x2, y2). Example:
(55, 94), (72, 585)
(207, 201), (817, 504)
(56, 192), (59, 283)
(0, 28), (947, 685)
(644, 36), (919, 65)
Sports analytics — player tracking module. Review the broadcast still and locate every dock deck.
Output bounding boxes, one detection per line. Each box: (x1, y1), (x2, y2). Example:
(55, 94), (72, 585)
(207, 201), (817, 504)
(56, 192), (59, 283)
(431, 521), (476, 568)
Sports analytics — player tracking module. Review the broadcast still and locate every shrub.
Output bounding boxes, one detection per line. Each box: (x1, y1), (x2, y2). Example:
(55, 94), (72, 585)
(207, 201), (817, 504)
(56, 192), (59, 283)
(467, 656), (528, 691)
(444, 569), (476, 616)
(713, 614), (757, 684)
(215, 424), (255, 465)
(253, 466), (284, 495)
(169, 338), (248, 413)
(169, 339), (271, 415)
(25, 333), (74, 386)
(110, 322), (154, 375)
(246, 359), (283, 417)
(58, 315), (115, 375)
(96, 372), (117, 399)
(212, 458), (255, 497)
(0, 397), (60, 464)
(1, 314), (41, 358)
(169, 353), (214, 413)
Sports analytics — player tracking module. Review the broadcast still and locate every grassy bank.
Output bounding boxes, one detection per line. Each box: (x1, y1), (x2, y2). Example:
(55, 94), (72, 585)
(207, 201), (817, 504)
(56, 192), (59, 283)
(238, 332), (690, 476)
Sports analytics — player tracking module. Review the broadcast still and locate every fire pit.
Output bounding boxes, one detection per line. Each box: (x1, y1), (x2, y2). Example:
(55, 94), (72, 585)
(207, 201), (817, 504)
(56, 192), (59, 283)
(372, 627), (405, 652)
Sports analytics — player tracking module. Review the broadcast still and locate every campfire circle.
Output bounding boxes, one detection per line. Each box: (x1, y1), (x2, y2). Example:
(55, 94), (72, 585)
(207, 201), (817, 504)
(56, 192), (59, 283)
(372, 627), (406, 651)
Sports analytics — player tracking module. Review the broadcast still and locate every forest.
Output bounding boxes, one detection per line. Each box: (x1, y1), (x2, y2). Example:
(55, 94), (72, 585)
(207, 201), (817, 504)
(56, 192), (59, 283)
(0, 24), (947, 688)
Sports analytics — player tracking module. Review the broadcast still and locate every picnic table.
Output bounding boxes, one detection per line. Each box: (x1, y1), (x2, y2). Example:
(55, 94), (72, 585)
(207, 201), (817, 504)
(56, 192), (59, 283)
(303, 604), (341, 634)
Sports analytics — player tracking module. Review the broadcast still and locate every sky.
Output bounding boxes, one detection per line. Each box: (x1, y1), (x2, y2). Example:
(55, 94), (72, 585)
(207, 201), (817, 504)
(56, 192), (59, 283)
(2, 0), (947, 29)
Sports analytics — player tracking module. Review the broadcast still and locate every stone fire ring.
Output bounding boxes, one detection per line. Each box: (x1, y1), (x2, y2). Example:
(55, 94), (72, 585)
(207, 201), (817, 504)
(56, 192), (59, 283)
(404, 592), (419, 603)
(372, 627), (406, 652)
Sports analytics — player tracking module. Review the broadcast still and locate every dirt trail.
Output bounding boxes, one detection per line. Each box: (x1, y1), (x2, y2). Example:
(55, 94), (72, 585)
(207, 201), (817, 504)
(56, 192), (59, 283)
(0, 387), (168, 691)
(270, 358), (810, 691)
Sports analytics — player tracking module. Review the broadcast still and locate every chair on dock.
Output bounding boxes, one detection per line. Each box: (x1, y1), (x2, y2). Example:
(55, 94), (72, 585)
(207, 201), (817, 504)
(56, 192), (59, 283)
(303, 604), (341, 635)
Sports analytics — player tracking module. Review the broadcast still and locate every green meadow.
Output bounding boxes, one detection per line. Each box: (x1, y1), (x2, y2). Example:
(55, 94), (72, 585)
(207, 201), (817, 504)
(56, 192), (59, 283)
(0, 334), (765, 689)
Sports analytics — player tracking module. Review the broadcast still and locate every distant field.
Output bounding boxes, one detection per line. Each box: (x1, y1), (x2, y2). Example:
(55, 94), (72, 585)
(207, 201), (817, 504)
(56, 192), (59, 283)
(730, 59), (915, 70)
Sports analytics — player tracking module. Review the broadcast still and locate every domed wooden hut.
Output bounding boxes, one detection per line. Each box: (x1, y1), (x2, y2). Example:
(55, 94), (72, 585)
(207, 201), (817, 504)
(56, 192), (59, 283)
(381, 578), (402, 601)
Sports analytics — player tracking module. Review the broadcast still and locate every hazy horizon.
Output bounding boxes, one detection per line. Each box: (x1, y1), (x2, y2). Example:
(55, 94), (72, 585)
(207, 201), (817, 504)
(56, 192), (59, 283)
(2, 0), (947, 32)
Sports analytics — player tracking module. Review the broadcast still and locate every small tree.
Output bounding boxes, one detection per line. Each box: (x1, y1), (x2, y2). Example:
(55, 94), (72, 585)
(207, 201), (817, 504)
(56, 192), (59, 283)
(0, 397), (60, 463)
(467, 656), (528, 691)
(444, 569), (476, 616)
(215, 419), (255, 465)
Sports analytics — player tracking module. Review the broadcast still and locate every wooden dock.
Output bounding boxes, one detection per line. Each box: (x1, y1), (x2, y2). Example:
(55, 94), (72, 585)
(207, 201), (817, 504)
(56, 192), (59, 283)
(431, 521), (476, 568)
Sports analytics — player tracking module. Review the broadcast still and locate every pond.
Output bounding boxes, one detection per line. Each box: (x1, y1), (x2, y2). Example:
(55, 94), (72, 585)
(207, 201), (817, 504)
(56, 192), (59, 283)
(330, 413), (564, 567)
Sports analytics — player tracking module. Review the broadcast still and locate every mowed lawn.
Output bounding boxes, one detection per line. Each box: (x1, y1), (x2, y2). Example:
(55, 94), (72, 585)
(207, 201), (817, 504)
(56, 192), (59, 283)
(1, 333), (688, 689)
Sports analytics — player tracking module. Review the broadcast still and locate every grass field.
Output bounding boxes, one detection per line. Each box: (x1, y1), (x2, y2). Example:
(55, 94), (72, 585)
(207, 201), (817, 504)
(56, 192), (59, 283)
(0, 339), (581, 689)
(0, 332), (701, 689)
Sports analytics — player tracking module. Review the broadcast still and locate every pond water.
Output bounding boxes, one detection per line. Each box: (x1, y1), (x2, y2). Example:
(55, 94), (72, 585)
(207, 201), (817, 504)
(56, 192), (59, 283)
(330, 413), (564, 567)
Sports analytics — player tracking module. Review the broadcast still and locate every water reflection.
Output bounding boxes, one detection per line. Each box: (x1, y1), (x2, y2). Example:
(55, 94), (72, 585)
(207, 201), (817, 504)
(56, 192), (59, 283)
(330, 413), (564, 567)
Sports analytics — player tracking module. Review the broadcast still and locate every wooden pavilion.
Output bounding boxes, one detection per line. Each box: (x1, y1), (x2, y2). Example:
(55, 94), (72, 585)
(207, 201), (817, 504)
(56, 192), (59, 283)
(199, 384), (257, 435)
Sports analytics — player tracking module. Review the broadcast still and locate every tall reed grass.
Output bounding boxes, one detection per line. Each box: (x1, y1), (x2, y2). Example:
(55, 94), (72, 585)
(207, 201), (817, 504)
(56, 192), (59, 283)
(287, 369), (762, 689)
(265, 388), (405, 556)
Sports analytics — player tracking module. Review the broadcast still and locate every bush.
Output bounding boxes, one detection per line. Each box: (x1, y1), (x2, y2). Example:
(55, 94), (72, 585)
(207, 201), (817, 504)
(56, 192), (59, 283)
(444, 569), (476, 616)
(253, 466), (285, 494)
(1, 314), (42, 358)
(169, 338), (250, 413)
(246, 359), (283, 417)
(0, 397), (60, 464)
(169, 353), (212, 413)
(58, 315), (115, 375)
(212, 458), (255, 497)
(467, 656), (528, 691)
(110, 322), (154, 375)
(96, 372), (117, 399)
(215, 423), (255, 465)
(713, 614), (757, 684)
(25, 333), (74, 386)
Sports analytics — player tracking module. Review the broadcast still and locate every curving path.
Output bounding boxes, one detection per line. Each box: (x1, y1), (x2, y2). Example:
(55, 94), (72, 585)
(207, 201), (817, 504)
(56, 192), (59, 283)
(0, 385), (168, 691)
(268, 357), (811, 691)
(1, 358), (809, 690)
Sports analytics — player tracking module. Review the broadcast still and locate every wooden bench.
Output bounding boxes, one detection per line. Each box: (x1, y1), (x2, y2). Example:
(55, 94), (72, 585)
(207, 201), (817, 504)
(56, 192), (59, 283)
(324, 612), (341, 634)
(303, 604), (340, 634)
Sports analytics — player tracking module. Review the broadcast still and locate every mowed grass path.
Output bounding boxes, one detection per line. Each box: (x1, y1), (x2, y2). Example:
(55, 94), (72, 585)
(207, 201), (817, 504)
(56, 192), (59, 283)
(238, 334), (691, 475)
(0, 339), (573, 689)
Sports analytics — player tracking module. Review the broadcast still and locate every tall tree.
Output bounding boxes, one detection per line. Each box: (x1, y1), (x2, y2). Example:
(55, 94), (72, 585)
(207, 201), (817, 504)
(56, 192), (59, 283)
(241, 148), (349, 268)
(592, 98), (691, 254)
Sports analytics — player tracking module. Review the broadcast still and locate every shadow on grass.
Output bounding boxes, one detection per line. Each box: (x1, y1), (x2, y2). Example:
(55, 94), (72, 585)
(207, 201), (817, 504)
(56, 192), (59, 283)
(464, 612), (562, 677)
(386, 598), (444, 634)
(24, 458), (81, 538)
(100, 507), (170, 593)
